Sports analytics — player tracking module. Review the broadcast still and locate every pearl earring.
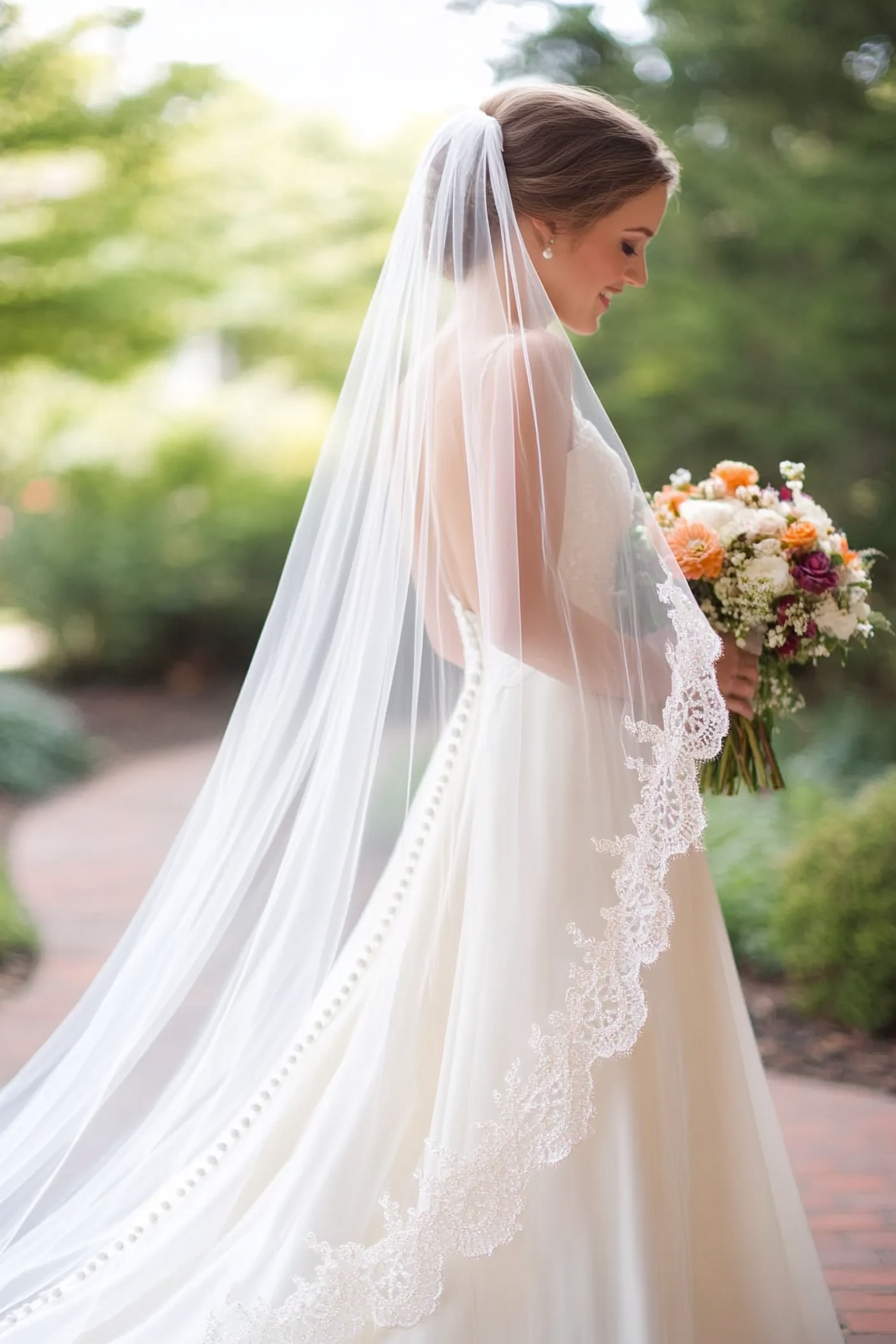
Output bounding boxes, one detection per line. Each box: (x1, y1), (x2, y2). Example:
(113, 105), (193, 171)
(542, 240), (554, 260)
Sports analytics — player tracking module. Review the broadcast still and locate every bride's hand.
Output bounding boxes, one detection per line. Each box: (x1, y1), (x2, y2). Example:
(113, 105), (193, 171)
(716, 633), (759, 721)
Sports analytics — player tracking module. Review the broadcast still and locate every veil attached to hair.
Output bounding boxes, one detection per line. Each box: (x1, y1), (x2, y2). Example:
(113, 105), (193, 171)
(0, 110), (726, 1341)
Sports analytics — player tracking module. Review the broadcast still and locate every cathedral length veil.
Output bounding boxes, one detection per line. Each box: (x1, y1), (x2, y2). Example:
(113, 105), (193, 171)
(0, 109), (727, 1340)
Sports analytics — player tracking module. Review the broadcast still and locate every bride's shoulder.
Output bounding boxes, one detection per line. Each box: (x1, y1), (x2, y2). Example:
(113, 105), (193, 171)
(484, 326), (570, 368)
(482, 328), (573, 408)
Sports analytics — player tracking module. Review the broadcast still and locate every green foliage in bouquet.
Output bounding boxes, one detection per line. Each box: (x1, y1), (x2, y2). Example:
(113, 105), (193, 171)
(772, 768), (896, 1035)
(1, 436), (310, 680)
(0, 674), (91, 795)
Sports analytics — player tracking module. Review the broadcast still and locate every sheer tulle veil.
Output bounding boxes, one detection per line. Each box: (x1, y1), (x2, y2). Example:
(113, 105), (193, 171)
(0, 107), (727, 1339)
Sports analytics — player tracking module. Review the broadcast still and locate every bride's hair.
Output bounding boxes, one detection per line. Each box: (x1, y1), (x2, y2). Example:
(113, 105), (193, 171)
(483, 82), (679, 228)
(425, 85), (677, 278)
(481, 84), (679, 231)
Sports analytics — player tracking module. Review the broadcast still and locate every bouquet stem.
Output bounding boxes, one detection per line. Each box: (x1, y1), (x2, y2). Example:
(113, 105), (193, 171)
(700, 713), (785, 795)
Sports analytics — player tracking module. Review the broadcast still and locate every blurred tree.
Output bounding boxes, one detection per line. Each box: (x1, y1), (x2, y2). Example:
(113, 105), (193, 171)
(0, 3), (422, 393)
(483, 0), (896, 686)
(0, 3), (224, 378)
(175, 88), (423, 394)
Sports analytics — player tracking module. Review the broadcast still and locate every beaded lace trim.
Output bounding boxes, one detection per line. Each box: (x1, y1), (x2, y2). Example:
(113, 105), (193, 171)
(0, 578), (726, 1340)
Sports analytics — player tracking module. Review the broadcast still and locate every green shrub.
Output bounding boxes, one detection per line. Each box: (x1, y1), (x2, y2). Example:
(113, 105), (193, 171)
(705, 796), (784, 975)
(775, 693), (896, 792)
(1, 432), (310, 681)
(0, 850), (38, 965)
(0, 675), (91, 795)
(772, 768), (896, 1035)
(704, 780), (826, 975)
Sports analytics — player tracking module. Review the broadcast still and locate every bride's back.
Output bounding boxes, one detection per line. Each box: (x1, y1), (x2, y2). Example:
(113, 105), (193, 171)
(410, 322), (573, 660)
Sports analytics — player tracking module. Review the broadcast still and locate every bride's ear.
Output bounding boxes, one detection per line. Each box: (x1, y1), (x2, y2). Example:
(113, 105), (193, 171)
(520, 216), (555, 260)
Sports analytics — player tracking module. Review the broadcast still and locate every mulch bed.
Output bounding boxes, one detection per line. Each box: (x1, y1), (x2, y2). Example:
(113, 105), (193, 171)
(742, 975), (896, 1096)
(3, 680), (896, 1099)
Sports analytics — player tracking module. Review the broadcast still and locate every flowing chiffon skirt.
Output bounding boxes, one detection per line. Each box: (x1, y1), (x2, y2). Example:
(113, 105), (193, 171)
(8, 627), (842, 1344)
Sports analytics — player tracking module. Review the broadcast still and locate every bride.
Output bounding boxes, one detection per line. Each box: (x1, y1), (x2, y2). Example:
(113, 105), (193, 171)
(0, 86), (842, 1343)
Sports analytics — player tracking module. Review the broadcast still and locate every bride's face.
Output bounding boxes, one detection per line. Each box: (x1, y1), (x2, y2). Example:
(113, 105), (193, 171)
(521, 183), (669, 335)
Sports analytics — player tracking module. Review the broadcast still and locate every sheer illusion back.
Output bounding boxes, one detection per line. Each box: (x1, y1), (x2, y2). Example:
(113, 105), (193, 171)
(413, 328), (575, 665)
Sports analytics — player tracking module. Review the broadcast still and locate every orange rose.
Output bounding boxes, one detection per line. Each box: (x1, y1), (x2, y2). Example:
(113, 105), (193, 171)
(658, 484), (691, 514)
(781, 519), (817, 551)
(840, 534), (859, 564)
(710, 460), (759, 492)
(667, 520), (725, 581)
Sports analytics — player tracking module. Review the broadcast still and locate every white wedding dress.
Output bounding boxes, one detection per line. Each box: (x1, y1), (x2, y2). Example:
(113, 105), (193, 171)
(3, 411), (835, 1344)
(208, 413), (839, 1344)
(188, 411), (836, 1344)
(0, 111), (842, 1344)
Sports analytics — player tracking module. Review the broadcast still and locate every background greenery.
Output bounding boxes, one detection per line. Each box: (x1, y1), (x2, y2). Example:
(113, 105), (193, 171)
(773, 767), (896, 1033)
(0, 850), (38, 969)
(3, 437), (309, 678)
(0, 4), (422, 681)
(0, 673), (89, 966)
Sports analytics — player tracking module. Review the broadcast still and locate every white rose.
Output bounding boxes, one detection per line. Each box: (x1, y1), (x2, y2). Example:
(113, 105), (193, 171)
(739, 554), (792, 594)
(720, 507), (785, 546)
(718, 508), (753, 545)
(850, 596), (871, 620)
(791, 495), (832, 532)
(814, 594), (858, 639)
(747, 508), (787, 538)
(678, 497), (740, 532)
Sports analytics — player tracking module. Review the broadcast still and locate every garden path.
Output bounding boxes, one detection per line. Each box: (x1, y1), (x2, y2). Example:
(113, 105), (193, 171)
(1, 742), (894, 1341)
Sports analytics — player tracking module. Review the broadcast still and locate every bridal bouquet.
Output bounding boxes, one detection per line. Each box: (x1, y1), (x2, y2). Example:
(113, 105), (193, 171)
(650, 458), (888, 794)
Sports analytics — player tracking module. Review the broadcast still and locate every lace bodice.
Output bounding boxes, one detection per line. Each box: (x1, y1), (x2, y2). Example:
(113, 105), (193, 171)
(557, 407), (634, 622)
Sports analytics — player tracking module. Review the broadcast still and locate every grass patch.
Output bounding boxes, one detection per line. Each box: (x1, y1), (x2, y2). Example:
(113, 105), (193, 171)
(0, 850), (38, 964)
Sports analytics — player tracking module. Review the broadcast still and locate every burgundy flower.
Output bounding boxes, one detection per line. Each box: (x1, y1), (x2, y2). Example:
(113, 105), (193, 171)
(776, 595), (799, 624)
(779, 484), (794, 503)
(791, 550), (839, 594)
(777, 631), (801, 660)
(805, 618), (818, 640)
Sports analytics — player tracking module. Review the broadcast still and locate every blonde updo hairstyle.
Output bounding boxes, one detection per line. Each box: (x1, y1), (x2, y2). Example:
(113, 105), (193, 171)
(425, 85), (678, 277)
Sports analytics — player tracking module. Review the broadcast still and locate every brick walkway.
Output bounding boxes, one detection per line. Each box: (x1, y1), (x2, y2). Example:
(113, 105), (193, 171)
(2, 744), (895, 1340)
